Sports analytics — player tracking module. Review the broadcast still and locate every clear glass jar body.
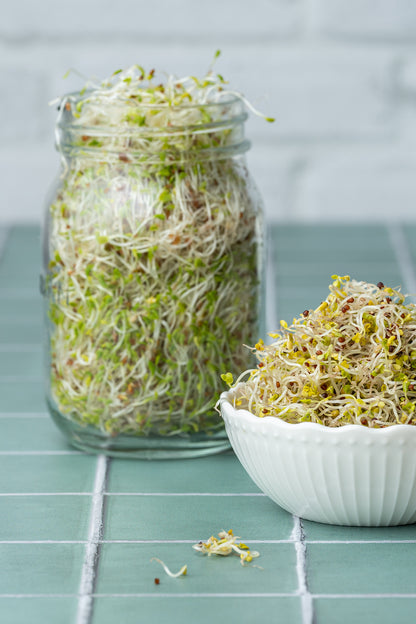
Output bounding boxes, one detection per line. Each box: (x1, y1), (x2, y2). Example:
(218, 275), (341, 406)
(42, 96), (264, 458)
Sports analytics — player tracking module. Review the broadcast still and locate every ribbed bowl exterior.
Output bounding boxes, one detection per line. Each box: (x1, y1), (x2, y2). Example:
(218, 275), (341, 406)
(220, 390), (416, 526)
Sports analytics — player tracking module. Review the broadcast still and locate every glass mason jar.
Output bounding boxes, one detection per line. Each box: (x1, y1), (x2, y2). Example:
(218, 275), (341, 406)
(42, 91), (264, 458)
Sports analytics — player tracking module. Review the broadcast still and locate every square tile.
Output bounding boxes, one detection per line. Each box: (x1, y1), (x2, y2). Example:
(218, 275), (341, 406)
(0, 455), (96, 493)
(0, 543), (84, 593)
(271, 225), (392, 260)
(0, 380), (46, 412)
(108, 454), (262, 494)
(96, 542), (298, 595)
(0, 495), (90, 540)
(313, 597), (416, 624)
(303, 520), (416, 542)
(92, 596), (302, 624)
(307, 543), (416, 594)
(0, 271), (39, 290)
(0, 417), (72, 452)
(0, 598), (77, 624)
(0, 350), (42, 377)
(103, 494), (293, 541)
(0, 296), (42, 322)
(0, 322), (42, 346)
(0, 226), (40, 277)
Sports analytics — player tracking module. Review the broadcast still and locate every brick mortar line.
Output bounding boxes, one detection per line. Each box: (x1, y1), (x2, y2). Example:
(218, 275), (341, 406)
(2, 33), (416, 48)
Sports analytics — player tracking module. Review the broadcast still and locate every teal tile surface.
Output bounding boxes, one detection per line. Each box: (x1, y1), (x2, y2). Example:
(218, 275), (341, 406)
(304, 520), (416, 542)
(0, 495), (90, 540)
(0, 417), (72, 451)
(0, 598), (77, 624)
(307, 543), (416, 594)
(96, 542), (298, 594)
(0, 455), (96, 493)
(0, 380), (46, 412)
(269, 224), (402, 324)
(0, 272), (39, 290)
(0, 228), (40, 289)
(2, 224), (416, 624)
(403, 225), (416, 259)
(0, 350), (42, 377)
(0, 322), (41, 345)
(0, 296), (42, 321)
(108, 454), (262, 493)
(314, 597), (416, 624)
(272, 225), (392, 258)
(104, 494), (293, 541)
(0, 543), (84, 593)
(92, 596), (301, 624)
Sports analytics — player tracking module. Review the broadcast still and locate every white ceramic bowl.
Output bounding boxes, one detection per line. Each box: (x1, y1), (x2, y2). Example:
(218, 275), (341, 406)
(220, 387), (416, 526)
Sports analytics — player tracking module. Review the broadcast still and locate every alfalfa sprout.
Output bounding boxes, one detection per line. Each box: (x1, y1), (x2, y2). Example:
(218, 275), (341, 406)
(223, 275), (416, 427)
(46, 57), (270, 438)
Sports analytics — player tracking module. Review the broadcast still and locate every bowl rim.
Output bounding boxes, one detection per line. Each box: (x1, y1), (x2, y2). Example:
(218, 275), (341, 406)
(220, 386), (416, 438)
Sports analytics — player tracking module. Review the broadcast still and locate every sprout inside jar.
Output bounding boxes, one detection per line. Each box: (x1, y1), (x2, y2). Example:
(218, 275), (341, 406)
(42, 62), (270, 458)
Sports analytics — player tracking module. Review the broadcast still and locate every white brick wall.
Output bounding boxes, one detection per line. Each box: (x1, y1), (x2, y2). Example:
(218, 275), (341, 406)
(314, 0), (416, 39)
(1, 0), (416, 224)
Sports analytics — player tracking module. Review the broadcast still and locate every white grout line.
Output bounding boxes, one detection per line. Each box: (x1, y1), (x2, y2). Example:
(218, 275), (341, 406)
(0, 451), (82, 456)
(93, 593), (295, 598)
(1, 536), (415, 544)
(0, 413), (49, 418)
(105, 492), (266, 497)
(388, 224), (416, 294)
(313, 594), (416, 599)
(0, 493), (93, 496)
(76, 455), (109, 624)
(0, 345), (41, 352)
(0, 539), (293, 545)
(291, 516), (314, 624)
(1, 592), (416, 599)
(0, 594), (79, 598)
(0, 376), (42, 382)
(0, 288), (39, 296)
(306, 539), (416, 544)
(0, 593), (297, 599)
(0, 491), (265, 497)
(0, 320), (41, 327)
(0, 541), (88, 544)
(99, 538), (291, 544)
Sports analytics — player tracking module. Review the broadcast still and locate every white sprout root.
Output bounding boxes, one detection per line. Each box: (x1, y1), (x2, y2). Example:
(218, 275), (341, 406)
(224, 275), (416, 427)
(150, 557), (187, 578)
(46, 63), (264, 437)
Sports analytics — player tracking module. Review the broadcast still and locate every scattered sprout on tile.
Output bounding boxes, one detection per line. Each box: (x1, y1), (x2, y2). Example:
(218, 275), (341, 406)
(192, 529), (260, 566)
(150, 557), (187, 578)
(223, 275), (416, 428)
(46, 57), (271, 437)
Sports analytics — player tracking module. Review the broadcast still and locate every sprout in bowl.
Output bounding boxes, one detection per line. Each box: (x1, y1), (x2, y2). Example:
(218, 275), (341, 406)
(219, 276), (416, 526)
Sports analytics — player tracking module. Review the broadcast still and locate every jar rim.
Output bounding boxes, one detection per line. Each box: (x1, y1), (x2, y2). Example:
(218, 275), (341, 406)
(57, 91), (248, 133)
(62, 89), (244, 110)
(56, 90), (250, 161)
